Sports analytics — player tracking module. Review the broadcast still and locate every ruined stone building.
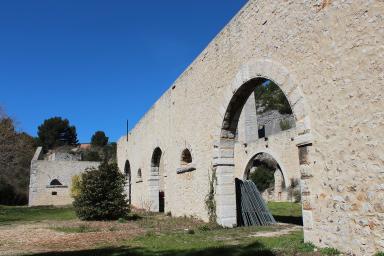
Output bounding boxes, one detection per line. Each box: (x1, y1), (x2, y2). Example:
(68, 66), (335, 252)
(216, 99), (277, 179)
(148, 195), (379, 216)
(116, 1), (384, 254)
(29, 147), (99, 206)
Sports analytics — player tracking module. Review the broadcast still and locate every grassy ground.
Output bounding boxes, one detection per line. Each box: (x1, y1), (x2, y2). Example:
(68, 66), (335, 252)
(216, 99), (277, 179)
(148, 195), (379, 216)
(267, 202), (303, 225)
(0, 203), (343, 256)
(0, 205), (76, 225)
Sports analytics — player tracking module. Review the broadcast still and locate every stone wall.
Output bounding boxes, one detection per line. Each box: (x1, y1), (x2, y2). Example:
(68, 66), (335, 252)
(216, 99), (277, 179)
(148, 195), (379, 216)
(29, 147), (100, 206)
(117, 1), (384, 254)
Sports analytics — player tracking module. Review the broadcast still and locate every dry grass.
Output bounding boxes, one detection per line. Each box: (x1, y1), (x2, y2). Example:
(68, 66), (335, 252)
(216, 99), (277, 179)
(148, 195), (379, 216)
(0, 204), (321, 256)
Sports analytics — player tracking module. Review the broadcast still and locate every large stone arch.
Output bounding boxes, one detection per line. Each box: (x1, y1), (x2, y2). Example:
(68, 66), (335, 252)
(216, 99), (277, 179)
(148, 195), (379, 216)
(213, 58), (313, 227)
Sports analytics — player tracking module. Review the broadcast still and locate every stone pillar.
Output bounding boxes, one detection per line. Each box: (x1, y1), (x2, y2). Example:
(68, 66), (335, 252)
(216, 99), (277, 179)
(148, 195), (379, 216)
(213, 137), (237, 227)
(298, 144), (315, 242)
(243, 93), (259, 143)
(274, 169), (284, 201)
(215, 164), (237, 227)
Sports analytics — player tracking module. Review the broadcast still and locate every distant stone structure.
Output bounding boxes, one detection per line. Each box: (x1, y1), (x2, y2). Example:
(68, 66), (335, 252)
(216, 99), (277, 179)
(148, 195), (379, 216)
(117, 1), (384, 254)
(28, 147), (99, 206)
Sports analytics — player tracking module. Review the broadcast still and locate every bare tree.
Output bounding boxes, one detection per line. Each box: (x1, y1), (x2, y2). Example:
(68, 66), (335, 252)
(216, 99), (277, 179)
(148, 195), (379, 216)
(0, 108), (36, 205)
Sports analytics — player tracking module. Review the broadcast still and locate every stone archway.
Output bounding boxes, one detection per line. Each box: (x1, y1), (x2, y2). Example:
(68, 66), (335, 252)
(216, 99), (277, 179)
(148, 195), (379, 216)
(213, 59), (313, 230)
(243, 151), (299, 203)
(243, 151), (290, 190)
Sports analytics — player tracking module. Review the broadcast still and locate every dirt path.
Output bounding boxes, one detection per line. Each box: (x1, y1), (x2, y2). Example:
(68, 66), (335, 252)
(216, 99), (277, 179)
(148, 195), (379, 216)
(248, 225), (302, 238)
(0, 220), (144, 255)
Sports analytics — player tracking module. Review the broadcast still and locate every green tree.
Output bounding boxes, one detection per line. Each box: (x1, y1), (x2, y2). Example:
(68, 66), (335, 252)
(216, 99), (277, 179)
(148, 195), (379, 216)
(0, 110), (36, 205)
(249, 165), (275, 193)
(37, 117), (78, 150)
(73, 162), (129, 220)
(254, 80), (293, 115)
(91, 131), (109, 147)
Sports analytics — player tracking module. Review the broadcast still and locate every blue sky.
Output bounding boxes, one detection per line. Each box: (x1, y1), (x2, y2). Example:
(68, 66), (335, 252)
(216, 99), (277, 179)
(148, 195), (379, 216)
(0, 0), (247, 142)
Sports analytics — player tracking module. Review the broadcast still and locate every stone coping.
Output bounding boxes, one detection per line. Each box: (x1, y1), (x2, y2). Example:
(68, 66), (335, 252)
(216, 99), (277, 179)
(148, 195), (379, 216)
(176, 164), (196, 174)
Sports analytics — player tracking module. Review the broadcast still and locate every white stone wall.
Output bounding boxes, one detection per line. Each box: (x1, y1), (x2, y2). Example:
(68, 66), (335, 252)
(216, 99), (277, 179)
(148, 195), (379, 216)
(117, 1), (384, 254)
(29, 147), (99, 206)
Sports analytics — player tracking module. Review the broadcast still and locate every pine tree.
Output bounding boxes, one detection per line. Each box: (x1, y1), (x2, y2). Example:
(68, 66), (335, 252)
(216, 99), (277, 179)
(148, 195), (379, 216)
(37, 117), (78, 150)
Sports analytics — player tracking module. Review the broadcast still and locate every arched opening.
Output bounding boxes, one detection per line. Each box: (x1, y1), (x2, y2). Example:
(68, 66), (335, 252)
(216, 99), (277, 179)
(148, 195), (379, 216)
(214, 76), (308, 228)
(254, 80), (295, 139)
(49, 179), (62, 186)
(149, 147), (165, 212)
(180, 149), (192, 166)
(124, 160), (131, 205)
(244, 152), (287, 200)
(243, 152), (302, 225)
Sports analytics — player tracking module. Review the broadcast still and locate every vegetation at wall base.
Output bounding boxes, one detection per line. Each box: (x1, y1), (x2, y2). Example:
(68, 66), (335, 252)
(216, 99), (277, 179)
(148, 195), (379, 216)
(319, 247), (341, 255)
(73, 162), (129, 220)
(205, 167), (217, 223)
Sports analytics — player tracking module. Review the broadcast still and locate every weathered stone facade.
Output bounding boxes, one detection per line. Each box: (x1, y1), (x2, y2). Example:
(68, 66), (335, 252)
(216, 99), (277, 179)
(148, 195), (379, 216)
(117, 1), (384, 254)
(29, 147), (99, 206)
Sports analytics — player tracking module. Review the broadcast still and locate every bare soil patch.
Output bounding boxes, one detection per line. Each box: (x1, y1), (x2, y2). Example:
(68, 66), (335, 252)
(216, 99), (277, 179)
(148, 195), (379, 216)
(0, 220), (144, 255)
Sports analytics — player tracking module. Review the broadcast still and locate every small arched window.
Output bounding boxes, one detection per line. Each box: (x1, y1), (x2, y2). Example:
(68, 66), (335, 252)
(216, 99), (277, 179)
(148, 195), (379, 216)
(177, 148), (195, 174)
(50, 179), (62, 186)
(180, 149), (192, 166)
(137, 169), (142, 179)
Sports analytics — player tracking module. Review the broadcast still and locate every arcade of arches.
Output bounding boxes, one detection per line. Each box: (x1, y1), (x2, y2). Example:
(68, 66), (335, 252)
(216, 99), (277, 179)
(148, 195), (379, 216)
(117, 1), (384, 254)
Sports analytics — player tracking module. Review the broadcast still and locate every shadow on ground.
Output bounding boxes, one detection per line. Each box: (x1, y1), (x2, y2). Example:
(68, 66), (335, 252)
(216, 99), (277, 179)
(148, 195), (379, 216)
(27, 241), (275, 256)
(273, 215), (303, 226)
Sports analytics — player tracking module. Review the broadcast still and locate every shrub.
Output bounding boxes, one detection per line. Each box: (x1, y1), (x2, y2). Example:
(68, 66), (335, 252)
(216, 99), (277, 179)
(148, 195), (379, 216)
(186, 229), (195, 234)
(299, 242), (316, 252)
(117, 217), (126, 223)
(249, 165), (274, 192)
(293, 188), (301, 203)
(374, 253), (384, 256)
(73, 162), (129, 220)
(198, 224), (210, 231)
(70, 175), (81, 198)
(288, 178), (301, 202)
(81, 150), (101, 161)
(279, 119), (292, 131)
(320, 247), (341, 255)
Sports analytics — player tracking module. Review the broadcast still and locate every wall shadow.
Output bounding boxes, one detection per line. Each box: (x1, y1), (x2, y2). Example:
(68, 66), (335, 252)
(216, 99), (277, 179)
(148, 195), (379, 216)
(27, 241), (275, 256)
(273, 215), (303, 226)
